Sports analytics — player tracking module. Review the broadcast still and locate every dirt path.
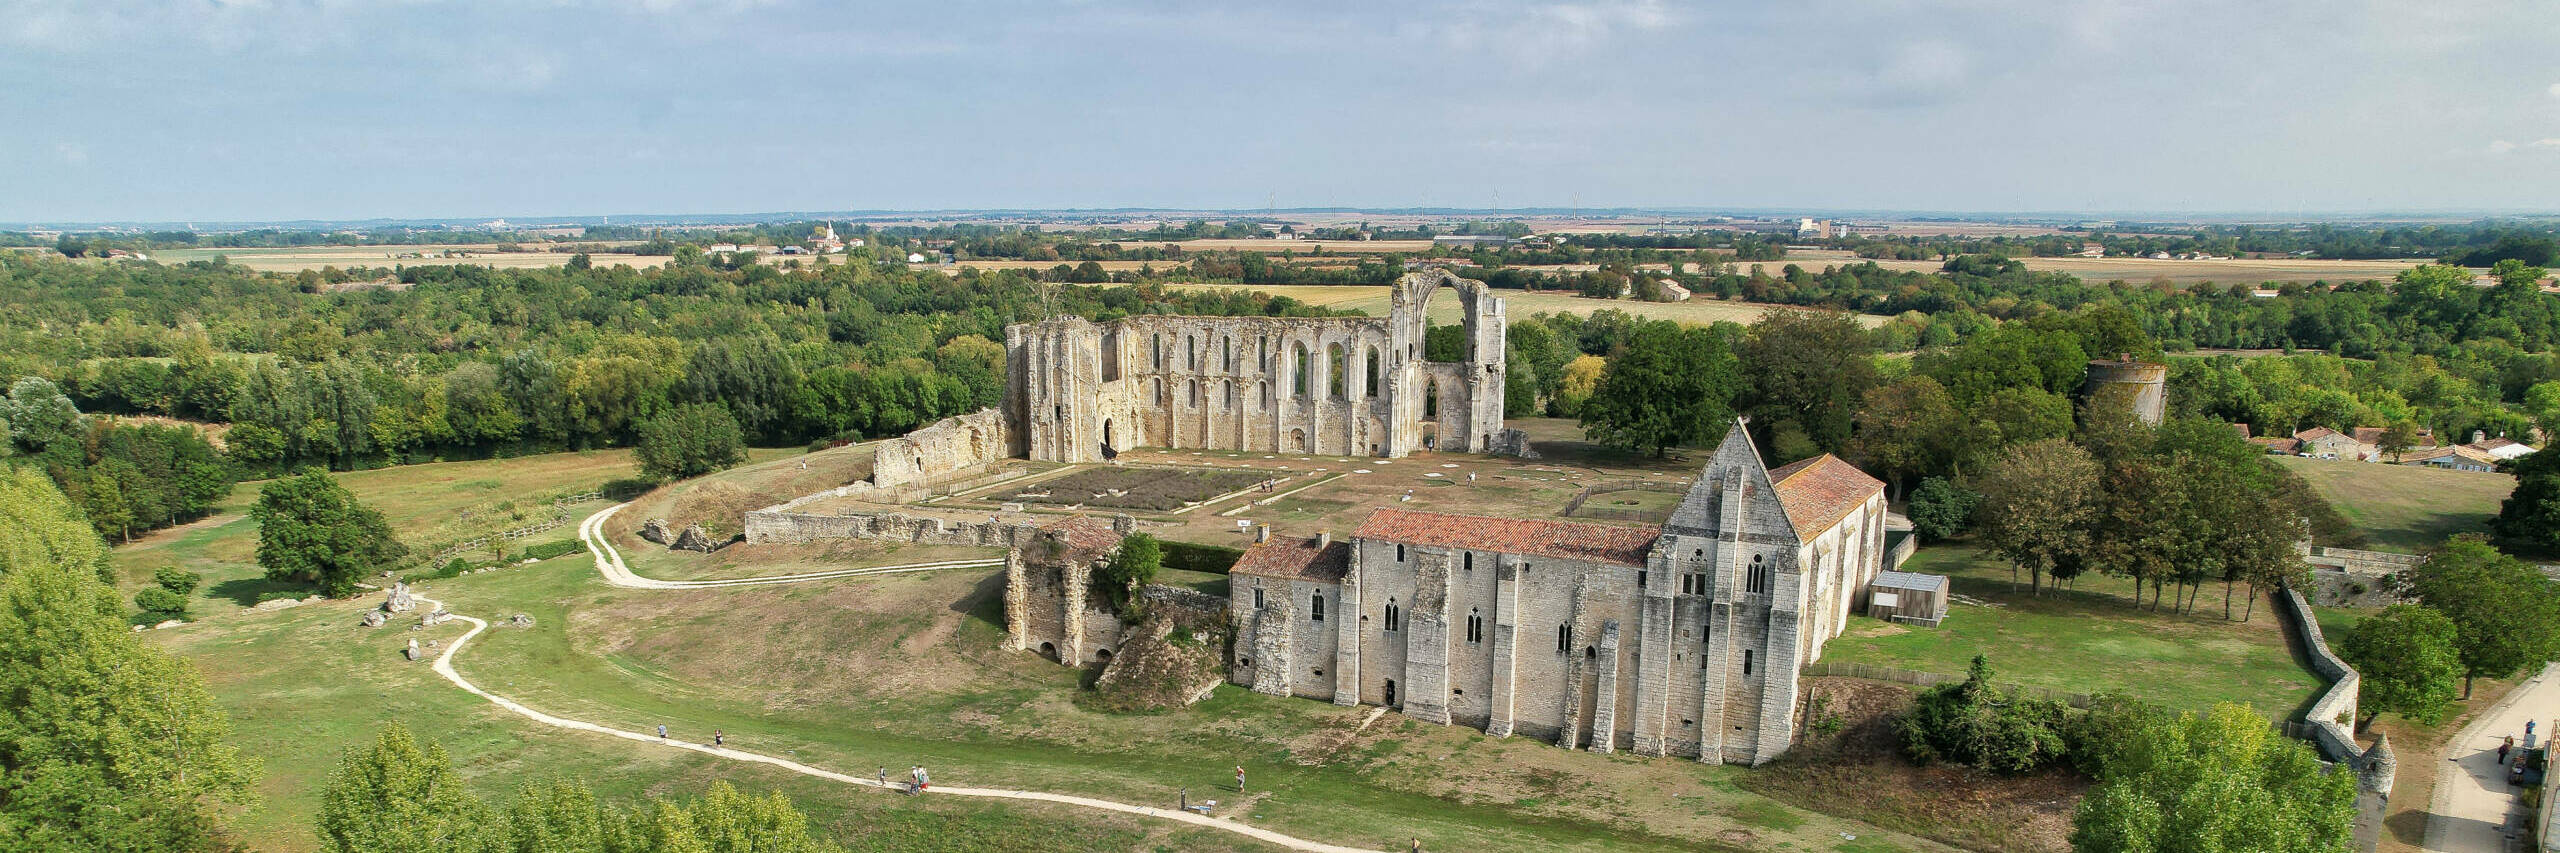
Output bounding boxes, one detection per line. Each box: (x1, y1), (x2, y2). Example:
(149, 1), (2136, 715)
(2423, 663), (2558, 852)
(403, 505), (1381, 852)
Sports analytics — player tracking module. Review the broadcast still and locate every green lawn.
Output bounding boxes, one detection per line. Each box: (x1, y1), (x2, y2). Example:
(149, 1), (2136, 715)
(2273, 456), (2511, 552)
(1820, 545), (2324, 718)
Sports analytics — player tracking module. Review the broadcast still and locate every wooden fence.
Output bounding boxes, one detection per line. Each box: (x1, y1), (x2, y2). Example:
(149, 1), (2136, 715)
(420, 491), (604, 564)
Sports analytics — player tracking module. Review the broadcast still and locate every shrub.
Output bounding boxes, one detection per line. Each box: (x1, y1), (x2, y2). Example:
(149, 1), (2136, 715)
(1898, 655), (2071, 775)
(153, 566), (203, 596)
(520, 539), (586, 561)
(806, 439), (831, 453)
(1161, 540), (1243, 574)
(134, 586), (189, 618)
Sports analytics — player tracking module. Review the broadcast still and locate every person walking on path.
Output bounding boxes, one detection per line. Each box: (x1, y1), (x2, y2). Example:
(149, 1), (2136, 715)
(713, 730), (723, 749)
(878, 767), (888, 789)
(2499, 736), (2514, 765)
(657, 724), (667, 739)
(1234, 765), (1246, 794)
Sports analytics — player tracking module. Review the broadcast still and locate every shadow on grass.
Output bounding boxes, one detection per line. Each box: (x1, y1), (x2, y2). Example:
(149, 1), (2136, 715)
(207, 574), (308, 607)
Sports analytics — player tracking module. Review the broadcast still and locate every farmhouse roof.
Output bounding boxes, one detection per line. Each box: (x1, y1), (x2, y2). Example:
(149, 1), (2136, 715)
(1765, 454), (1885, 541)
(1232, 534), (1351, 582)
(2230, 422), (2253, 438)
(1354, 508), (1657, 567)
(2294, 427), (2343, 442)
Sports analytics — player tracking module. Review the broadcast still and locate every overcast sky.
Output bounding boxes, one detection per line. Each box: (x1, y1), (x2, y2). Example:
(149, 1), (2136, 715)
(6, 0), (2559, 222)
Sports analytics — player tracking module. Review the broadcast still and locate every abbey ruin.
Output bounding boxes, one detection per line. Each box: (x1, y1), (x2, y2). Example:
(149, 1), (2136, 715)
(1007, 268), (1526, 461)
(744, 269), (1892, 766)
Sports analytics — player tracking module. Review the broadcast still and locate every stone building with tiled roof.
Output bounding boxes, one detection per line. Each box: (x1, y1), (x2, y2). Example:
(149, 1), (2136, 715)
(1228, 418), (1888, 765)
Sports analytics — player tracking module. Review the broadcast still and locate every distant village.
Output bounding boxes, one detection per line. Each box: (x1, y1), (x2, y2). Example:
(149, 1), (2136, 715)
(2245, 424), (2535, 473)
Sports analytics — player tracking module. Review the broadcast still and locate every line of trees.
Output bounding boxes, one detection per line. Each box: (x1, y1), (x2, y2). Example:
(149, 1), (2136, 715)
(318, 723), (837, 853)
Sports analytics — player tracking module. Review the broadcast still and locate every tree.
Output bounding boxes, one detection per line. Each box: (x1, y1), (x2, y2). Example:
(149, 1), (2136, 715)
(1095, 533), (1162, 611)
(1905, 477), (1981, 543)
(1736, 310), (1877, 452)
(316, 723), (495, 852)
(0, 467), (112, 582)
(1974, 439), (2100, 593)
(635, 403), (747, 482)
(252, 470), (407, 597)
(2377, 419), (2418, 463)
(0, 477), (254, 850)
(2338, 604), (2462, 726)
(2408, 536), (2560, 697)
(1848, 375), (1961, 495)
(2493, 445), (2560, 548)
(1552, 354), (1605, 417)
(2071, 703), (2357, 853)
(0, 376), (81, 452)
(1579, 321), (1740, 456)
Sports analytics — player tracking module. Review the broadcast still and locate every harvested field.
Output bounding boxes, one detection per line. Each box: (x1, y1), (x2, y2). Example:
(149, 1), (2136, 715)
(1010, 466), (1270, 511)
(1784, 248), (2427, 286)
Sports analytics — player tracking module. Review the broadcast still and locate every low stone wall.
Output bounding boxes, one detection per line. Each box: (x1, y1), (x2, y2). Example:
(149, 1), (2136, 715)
(744, 508), (1038, 549)
(1885, 531), (1917, 571)
(2280, 587), (2364, 762)
(2302, 545), (2419, 607)
(2274, 586), (2392, 852)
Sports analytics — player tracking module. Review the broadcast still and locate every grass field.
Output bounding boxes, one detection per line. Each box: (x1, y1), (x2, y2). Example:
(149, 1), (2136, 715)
(130, 443), (1958, 853)
(1163, 282), (1881, 328)
(1819, 545), (2323, 718)
(2272, 456), (2511, 552)
(109, 448), (653, 605)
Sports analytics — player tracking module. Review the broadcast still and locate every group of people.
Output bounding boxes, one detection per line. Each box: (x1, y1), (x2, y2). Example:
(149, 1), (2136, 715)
(877, 766), (931, 794)
(654, 725), (724, 749)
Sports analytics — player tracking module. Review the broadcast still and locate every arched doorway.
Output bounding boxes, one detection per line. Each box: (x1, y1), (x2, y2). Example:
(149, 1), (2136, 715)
(1039, 642), (1058, 662)
(1100, 418), (1117, 460)
(1288, 428), (1308, 452)
(1383, 678), (1398, 706)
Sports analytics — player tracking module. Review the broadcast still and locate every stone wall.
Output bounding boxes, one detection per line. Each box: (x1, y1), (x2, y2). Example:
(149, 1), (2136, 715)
(872, 408), (1012, 488)
(2301, 545), (2420, 607)
(743, 508), (1038, 549)
(2275, 584), (2394, 852)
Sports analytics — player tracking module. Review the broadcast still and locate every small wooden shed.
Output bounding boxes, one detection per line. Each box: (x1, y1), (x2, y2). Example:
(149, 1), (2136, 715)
(1866, 570), (1950, 627)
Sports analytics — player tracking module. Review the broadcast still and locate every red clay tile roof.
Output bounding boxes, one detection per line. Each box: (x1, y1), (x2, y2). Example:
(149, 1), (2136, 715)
(1353, 508), (1657, 567)
(1765, 454), (1885, 541)
(2295, 427), (2342, 441)
(2250, 437), (2301, 454)
(1232, 535), (1351, 582)
(1038, 516), (1124, 564)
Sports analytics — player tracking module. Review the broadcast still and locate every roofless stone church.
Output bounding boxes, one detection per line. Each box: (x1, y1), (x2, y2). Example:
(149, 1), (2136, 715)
(1223, 424), (1887, 764)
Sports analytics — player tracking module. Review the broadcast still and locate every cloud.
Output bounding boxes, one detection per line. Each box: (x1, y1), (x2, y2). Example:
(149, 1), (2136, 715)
(2533, 138), (2560, 150)
(2549, 82), (2560, 99)
(53, 142), (86, 165)
(2489, 139), (2518, 154)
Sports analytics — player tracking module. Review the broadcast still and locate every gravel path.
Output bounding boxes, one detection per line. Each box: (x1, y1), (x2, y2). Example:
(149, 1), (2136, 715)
(407, 504), (1377, 853)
